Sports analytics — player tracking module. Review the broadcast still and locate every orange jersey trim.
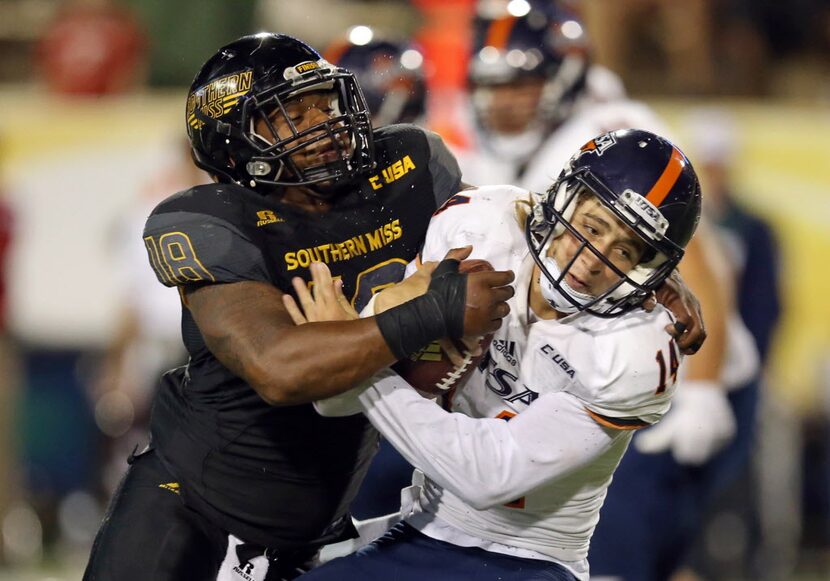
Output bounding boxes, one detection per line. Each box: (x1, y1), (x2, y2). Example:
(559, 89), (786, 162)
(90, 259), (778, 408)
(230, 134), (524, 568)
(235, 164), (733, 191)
(645, 147), (685, 206)
(585, 408), (651, 431)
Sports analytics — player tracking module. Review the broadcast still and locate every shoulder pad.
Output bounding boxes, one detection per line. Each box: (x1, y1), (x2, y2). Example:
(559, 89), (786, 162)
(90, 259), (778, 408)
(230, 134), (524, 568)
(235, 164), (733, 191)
(143, 184), (269, 288)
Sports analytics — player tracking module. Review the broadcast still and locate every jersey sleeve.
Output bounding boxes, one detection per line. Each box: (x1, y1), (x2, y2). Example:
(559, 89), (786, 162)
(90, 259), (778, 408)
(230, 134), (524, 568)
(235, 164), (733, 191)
(424, 129), (462, 206)
(533, 308), (682, 428)
(142, 190), (270, 288)
(353, 368), (629, 510)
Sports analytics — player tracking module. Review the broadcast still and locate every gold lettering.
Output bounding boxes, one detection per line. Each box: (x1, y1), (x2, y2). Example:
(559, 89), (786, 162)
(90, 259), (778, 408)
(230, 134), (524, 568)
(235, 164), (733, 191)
(238, 70), (253, 92)
(365, 230), (383, 251)
(284, 220), (404, 271)
(317, 244), (331, 263)
(344, 239), (358, 257)
(369, 175), (382, 190)
(337, 242), (349, 261)
(352, 235), (367, 255)
(391, 160), (404, 180)
(402, 155), (415, 172)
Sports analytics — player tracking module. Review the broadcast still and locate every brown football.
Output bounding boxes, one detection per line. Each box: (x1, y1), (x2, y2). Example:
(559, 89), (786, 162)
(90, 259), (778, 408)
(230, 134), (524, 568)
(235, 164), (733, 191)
(391, 259), (495, 398)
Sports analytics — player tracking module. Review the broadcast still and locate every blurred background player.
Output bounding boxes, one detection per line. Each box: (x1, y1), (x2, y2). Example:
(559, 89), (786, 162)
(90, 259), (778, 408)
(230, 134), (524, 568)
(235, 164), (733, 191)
(451, 2), (756, 579)
(673, 107), (782, 580)
(326, 27), (428, 128)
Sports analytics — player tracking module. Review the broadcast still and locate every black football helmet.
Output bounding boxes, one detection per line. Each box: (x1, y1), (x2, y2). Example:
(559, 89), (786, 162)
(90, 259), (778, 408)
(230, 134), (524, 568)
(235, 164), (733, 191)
(468, 1), (589, 131)
(326, 31), (427, 127)
(186, 33), (374, 192)
(526, 128), (702, 317)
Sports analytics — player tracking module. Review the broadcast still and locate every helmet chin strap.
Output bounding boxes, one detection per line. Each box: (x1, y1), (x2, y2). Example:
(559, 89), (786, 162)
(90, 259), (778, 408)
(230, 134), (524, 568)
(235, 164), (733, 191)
(538, 255), (594, 314)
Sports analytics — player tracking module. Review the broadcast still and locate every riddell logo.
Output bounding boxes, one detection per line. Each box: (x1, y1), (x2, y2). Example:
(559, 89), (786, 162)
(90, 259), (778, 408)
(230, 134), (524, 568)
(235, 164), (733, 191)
(578, 133), (616, 157)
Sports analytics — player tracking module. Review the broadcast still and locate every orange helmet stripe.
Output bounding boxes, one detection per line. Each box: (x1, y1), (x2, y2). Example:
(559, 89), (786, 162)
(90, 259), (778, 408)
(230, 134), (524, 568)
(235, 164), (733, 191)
(645, 147), (685, 206)
(485, 16), (518, 50)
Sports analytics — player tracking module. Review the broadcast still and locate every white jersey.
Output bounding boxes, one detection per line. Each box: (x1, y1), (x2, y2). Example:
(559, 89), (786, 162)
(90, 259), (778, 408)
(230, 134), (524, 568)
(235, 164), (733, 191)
(454, 80), (759, 388)
(344, 186), (682, 579)
(454, 67), (670, 191)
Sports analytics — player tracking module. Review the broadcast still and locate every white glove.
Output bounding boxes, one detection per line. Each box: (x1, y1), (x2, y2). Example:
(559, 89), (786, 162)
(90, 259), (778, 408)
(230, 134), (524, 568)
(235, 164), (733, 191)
(634, 380), (736, 465)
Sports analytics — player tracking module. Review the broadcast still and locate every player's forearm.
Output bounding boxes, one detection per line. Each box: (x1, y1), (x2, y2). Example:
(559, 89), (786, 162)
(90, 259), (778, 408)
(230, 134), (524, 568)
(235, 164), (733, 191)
(357, 371), (618, 509)
(187, 281), (398, 405)
(248, 320), (399, 405)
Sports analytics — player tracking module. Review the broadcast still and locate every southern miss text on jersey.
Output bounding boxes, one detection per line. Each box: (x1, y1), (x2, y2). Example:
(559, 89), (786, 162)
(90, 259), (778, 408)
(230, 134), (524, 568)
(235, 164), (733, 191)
(141, 124), (461, 549)
(414, 185), (682, 569)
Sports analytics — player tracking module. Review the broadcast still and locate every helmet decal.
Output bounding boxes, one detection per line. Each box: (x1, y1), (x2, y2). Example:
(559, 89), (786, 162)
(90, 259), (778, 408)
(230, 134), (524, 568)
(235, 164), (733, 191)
(290, 61), (321, 76)
(187, 70), (254, 130)
(577, 133), (617, 157)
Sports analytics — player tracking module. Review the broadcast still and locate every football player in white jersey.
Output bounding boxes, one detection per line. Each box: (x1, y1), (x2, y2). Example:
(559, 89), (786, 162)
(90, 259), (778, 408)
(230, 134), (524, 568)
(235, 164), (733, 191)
(291, 128), (702, 581)
(456, 4), (756, 578)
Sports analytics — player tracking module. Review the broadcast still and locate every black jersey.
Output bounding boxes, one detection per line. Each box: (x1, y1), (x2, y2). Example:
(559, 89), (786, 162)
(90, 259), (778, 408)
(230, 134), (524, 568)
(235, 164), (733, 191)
(142, 124), (461, 549)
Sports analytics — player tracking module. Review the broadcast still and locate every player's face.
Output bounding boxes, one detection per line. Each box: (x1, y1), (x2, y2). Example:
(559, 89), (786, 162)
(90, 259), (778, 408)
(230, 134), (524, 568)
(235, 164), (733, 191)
(549, 197), (646, 297)
(473, 77), (544, 135)
(254, 90), (353, 173)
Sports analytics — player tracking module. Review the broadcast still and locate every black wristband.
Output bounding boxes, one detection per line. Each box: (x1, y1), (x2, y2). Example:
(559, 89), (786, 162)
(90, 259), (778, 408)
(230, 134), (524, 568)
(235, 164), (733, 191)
(375, 257), (469, 359)
(375, 292), (448, 360)
(427, 260), (467, 339)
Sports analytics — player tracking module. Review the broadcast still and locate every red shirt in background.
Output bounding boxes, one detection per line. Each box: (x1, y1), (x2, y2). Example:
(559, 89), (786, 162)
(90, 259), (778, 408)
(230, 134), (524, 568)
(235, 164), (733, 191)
(37, 3), (146, 96)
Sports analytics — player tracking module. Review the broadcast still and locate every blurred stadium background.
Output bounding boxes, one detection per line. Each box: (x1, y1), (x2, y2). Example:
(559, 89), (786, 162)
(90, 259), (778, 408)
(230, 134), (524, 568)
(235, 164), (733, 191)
(0, 0), (828, 579)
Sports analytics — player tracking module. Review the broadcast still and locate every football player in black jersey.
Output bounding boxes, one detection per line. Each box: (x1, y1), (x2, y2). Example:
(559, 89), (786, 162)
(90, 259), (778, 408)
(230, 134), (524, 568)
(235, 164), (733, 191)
(83, 32), (704, 581)
(83, 32), (515, 581)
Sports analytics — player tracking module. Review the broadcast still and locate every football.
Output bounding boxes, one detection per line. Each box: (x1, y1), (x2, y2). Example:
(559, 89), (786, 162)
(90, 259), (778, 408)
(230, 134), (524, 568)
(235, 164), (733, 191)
(391, 259), (495, 398)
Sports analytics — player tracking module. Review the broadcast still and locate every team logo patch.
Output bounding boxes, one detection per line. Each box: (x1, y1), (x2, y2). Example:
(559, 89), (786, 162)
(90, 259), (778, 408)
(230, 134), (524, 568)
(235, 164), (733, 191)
(256, 210), (284, 227)
(187, 69), (254, 129)
(158, 482), (180, 494)
(578, 133), (617, 157)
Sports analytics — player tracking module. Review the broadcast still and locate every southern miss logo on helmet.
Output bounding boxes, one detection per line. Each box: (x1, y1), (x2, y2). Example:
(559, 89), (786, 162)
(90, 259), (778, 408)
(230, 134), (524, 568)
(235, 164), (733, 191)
(578, 133), (616, 157)
(187, 70), (254, 129)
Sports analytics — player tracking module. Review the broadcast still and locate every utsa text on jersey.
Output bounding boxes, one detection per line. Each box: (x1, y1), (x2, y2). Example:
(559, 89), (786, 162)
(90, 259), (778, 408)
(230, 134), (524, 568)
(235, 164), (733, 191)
(284, 219), (403, 270)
